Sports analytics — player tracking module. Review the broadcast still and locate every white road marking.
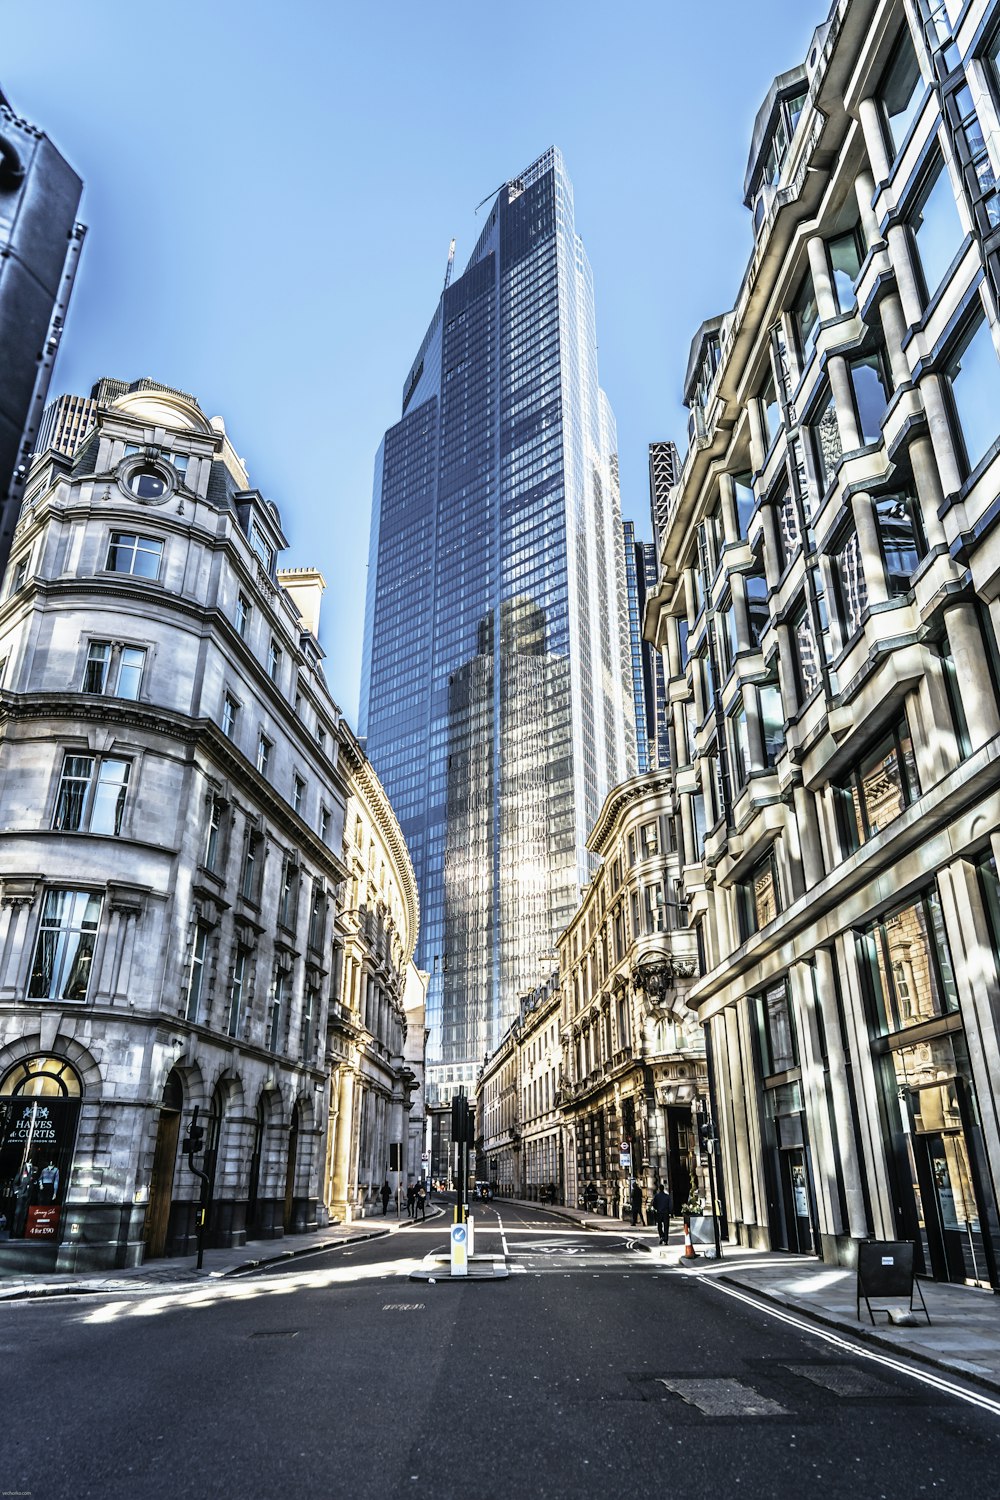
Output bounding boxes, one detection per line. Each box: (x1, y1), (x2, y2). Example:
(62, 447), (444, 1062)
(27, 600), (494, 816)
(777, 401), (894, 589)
(706, 1277), (1000, 1418)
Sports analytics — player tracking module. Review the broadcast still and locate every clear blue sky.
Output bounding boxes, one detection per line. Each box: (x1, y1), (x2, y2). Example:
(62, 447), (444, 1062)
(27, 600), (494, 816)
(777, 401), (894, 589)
(5, 0), (821, 720)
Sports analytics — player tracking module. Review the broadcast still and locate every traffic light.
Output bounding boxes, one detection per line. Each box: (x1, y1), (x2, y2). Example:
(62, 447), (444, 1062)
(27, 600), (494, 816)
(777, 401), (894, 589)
(451, 1093), (474, 1144)
(699, 1120), (716, 1148)
(183, 1121), (205, 1156)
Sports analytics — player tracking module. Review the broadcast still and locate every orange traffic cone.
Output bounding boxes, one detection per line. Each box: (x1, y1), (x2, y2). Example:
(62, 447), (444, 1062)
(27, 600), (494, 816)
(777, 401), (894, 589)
(682, 1218), (698, 1259)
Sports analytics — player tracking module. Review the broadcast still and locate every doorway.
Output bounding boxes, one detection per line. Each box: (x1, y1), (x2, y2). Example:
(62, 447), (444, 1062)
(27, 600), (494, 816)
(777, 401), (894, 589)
(246, 1100), (265, 1238)
(779, 1147), (814, 1255)
(283, 1104), (299, 1233)
(145, 1071), (182, 1259)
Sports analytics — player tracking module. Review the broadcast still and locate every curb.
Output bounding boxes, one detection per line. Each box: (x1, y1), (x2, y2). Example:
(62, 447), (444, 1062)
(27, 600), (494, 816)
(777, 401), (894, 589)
(715, 1272), (1000, 1399)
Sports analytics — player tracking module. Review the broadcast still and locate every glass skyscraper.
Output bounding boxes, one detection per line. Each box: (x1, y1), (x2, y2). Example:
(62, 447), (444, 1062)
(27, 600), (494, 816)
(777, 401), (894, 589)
(360, 148), (635, 1100)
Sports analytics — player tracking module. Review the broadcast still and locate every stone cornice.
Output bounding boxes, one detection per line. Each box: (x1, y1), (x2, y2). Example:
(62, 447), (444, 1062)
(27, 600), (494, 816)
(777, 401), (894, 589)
(338, 728), (419, 959)
(587, 769), (675, 857)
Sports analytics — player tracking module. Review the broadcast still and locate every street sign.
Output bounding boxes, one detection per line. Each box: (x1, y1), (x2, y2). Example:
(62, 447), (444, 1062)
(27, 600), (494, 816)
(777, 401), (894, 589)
(619, 1146), (631, 1169)
(450, 1221), (468, 1277)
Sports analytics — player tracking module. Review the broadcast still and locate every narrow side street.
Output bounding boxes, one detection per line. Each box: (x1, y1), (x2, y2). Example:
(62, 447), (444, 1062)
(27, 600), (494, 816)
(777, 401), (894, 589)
(4, 1202), (998, 1500)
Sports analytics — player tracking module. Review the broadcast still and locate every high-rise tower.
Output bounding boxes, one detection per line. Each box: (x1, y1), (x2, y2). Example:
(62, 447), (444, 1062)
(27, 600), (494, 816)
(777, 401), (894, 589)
(361, 148), (635, 1100)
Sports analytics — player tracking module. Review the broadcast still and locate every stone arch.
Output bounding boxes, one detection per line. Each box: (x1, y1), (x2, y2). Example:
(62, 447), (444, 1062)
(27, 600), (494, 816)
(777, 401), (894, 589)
(0, 1032), (102, 1097)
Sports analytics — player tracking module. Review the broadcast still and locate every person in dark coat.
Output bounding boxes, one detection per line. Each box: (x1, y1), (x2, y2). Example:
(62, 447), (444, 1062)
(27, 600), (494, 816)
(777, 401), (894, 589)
(406, 1182), (417, 1218)
(651, 1184), (672, 1244)
(630, 1180), (644, 1227)
(380, 1179), (391, 1215)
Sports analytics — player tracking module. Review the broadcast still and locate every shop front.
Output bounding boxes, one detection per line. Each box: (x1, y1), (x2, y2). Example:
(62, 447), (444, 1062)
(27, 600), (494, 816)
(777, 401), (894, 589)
(0, 1055), (82, 1272)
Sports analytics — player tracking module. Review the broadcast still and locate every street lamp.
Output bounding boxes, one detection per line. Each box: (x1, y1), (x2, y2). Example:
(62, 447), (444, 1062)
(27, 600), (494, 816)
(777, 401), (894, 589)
(695, 1097), (722, 1260)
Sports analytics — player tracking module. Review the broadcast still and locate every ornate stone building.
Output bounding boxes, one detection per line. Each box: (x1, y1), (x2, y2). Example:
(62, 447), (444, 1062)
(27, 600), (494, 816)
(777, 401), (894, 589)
(557, 771), (704, 1214)
(326, 746), (425, 1220)
(645, 0), (1000, 1286)
(0, 379), (421, 1270)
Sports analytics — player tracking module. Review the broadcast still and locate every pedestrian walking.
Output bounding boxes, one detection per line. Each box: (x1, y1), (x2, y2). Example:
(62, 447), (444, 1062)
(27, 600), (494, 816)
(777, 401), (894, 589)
(651, 1184), (672, 1244)
(630, 1179), (644, 1227)
(416, 1181), (427, 1220)
(380, 1179), (391, 1215)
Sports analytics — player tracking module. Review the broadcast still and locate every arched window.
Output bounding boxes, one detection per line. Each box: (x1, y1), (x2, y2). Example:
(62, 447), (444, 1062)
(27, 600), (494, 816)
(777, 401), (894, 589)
(0, 1056), (83, 1242)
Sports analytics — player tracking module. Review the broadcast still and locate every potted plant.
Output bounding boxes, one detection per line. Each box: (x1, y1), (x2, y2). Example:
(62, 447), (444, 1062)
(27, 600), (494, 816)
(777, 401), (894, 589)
(680, 1189), (709, 1246)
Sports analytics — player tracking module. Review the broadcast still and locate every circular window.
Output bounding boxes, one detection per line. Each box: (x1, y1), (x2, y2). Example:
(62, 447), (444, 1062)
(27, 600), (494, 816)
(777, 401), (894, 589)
(128, 466), (168, 501)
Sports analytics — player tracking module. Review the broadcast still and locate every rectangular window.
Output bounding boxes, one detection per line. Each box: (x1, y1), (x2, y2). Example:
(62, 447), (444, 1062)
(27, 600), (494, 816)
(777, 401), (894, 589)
(228, 948), (247, 1038)
(739, 849), (781, 939)
(9, 554), (29, 595)
(240, 833), (261, 903)
(875, 491), (925, 593)
(249, 522), (273, 571)
(776, 484), (801, 570)
(644, 883), (667, 934)
(878, 33), (924, 159)
(292, 774), (305, 817)
(761, 371), (781, 449)
(945, 310), (1000, 476)
(268, 971), (286, 1053)
(856, 888), (957, 1035)
(850, 350), (891, 444)
(187, 925), (208, 1023)
(53, 755), (130, 836)
(106, 532), (163, 579)
(308, 887), (325, 950)
(812, 384), (843, 493)
(278, 858), (297, 929)
(302, 987), (317, 1060)
(832, 529), (869, 638)
(204, 797), (223, 872)
(759, 980), (797, 1074)
(267, 641), (281, 682)
(729, 700), (751, 789)
(28, 889), (102, 1002)
(256, 733), (272, 778)
(83, 641), (145, 700)
(835, 715), (919, 853)
(745, 572), (769, 648)
(732, 471), (755, 539)
(640, 820), (659, 858)
(827, 228), (862, 314)
(792, 273), (819, 363)
(759, 684), (785, 766)
(793, 604), (821, 701)
(319, 805), (330, 843)
(950, 82), (1000, 234)
(236, 594), (251, 639)
(909, 155), (964, 305)
(222, 694), (240, 740)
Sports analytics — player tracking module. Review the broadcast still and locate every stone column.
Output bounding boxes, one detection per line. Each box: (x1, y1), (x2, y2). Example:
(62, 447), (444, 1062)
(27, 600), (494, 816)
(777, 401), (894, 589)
(946, 601), (1000, 747)
(854, 166), (883, 250)
(886, 224), (925, 328)
(851, 491), (890, 606)
(828, 355), (862, 452)
(747, 397), (768, 473)
(810, 949), (870, 1242)
(793, 785), (825, 890)
(858, 96), (891, 184)
(919, 373), (965, 499)
(732, 576), (751, 654)
(807, 235), (839, 322)
(879, 290), (913, 390)
(330, 1066), (357, 1220)
(719, 471), (739, 543)
(908, 433), (948, 548)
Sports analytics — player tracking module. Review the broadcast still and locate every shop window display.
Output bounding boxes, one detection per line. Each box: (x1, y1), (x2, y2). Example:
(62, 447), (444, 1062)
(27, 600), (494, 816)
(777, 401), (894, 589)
(0, 1057), (81, 1246)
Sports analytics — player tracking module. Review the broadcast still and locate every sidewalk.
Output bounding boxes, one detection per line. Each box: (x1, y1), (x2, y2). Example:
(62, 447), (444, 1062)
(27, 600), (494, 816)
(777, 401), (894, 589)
(512, 1196), (1000, 1397)
(0, 1202), (444, 1301)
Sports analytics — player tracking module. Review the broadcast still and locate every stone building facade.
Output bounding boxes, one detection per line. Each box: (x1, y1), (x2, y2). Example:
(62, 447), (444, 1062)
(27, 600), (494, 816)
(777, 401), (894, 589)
(479, 975), (562, 1201)
(0, 380), (421, 1270)
(326, 745), (425, 1220)
(557, 771), (704, 1216)
(645, 0), (1000, 1287)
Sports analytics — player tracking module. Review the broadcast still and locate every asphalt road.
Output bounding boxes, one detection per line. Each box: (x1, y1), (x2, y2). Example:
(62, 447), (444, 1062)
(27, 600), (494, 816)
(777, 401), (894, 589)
(3, 1199), (999, 1500)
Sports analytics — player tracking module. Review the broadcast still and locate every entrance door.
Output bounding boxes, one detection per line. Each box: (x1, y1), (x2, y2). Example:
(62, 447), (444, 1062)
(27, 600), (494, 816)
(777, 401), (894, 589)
(779, 1148), (814, 1255)
(145, 1072), (182, 1259)
(246, 1102), (265, 1238)
(911, 1120), (987, 1284)
(283, 1105), (299, 1233)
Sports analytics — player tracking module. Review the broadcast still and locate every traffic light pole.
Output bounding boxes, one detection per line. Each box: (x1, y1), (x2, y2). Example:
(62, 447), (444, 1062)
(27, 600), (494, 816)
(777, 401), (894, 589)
(183, 1104), (212, 1271)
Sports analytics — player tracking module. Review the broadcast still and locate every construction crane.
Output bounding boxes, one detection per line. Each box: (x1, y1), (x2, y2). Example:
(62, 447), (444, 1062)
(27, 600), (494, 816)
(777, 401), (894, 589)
(443, 237), (456, 291)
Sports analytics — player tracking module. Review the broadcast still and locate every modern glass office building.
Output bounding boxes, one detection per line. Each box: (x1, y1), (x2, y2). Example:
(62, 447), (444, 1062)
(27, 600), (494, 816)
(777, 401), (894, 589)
(361, 147), (635, 1100)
